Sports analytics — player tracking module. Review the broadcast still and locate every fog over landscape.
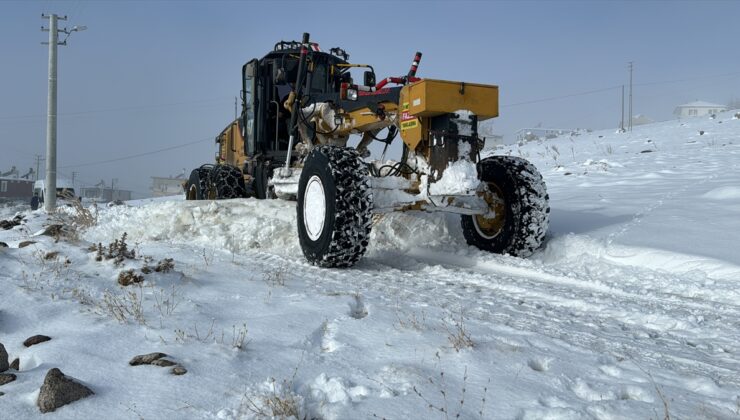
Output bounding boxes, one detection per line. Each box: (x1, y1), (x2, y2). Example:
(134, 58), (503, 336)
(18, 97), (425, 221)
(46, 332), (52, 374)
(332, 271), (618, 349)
(1, 0), (739, 196)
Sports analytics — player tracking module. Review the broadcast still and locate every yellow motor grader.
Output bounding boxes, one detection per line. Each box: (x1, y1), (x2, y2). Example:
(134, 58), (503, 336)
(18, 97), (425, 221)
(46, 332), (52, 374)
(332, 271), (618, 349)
(186, 33), (549, 267)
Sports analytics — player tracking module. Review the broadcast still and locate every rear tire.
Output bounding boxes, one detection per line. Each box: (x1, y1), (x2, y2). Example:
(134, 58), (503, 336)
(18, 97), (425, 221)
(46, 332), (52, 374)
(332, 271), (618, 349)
(297, 146), (373, 267)
(212, 164), (247, 199)
(461, 156), (549, 257)
(185, 166), (215, 200)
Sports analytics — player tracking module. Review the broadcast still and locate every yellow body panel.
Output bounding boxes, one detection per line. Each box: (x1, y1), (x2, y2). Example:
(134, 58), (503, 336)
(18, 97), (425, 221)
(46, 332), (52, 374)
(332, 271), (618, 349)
(345, 102), (398, 134)
(399, 79), (498, 150)
(405, 79), (499, 119)
(218, 119), (247, 168)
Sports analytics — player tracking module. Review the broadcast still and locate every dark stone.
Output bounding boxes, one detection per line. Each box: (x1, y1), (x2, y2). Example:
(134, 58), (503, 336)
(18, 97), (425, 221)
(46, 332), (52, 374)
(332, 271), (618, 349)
(0, 373), (17, 386)
(37, 368), (94, 413)
(640, 150), (654, 154)
(0, 242), (7, 248)
(10, 358), (19, 371)
(18, 241), (37, 248)
(151, 358), (176, 367)
(0, 391), (4, 396)
(24, 335), (52, 347)
(0, 343), (7, 372)
(170, 366), (187, 375)
(129, 352), (167, 366)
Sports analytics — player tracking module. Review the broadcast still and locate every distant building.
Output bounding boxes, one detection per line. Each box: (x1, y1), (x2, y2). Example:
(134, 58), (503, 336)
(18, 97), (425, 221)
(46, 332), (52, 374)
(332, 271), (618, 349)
(80, 186), (132, 203)
(151, 176), (185, 197)
(484, 134), (504, 148)
(0, 177), (33, 200)
(674, 101), (727, 118)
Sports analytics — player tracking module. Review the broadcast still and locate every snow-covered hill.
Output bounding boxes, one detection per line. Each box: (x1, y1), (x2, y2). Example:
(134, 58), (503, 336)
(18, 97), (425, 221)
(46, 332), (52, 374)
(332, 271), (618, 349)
(1, 111), (739, 419)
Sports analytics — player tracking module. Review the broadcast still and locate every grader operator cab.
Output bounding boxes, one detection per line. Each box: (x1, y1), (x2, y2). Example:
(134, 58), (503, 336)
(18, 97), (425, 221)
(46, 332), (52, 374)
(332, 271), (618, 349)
(186, 33), (550, 267)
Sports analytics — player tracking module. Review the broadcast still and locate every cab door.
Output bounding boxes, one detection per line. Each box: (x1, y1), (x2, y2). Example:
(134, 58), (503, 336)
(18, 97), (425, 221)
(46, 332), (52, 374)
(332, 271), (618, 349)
(242, 59), (258, 156)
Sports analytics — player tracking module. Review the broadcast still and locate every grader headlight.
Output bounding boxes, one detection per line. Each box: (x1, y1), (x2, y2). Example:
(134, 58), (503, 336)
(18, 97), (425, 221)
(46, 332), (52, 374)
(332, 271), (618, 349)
(340, 82), (358, 101)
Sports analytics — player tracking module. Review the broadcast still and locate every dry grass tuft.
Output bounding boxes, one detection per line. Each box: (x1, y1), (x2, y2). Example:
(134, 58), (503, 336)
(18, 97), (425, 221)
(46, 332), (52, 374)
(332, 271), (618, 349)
(263, 264), (290, 287)
(442, 309), (474, 352)
(118, 269), (144, 286)
(101, 284), (146, 324)
(243, 374), (302, 418)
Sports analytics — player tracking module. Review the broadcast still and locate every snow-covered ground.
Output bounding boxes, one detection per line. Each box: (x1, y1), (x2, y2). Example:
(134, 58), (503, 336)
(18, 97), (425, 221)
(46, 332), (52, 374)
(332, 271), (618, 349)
(2, 112), (740, 419)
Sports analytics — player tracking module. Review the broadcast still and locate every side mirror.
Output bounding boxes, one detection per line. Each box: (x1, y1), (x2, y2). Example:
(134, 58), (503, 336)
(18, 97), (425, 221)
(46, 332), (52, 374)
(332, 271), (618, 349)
(364, 70), (376, 87)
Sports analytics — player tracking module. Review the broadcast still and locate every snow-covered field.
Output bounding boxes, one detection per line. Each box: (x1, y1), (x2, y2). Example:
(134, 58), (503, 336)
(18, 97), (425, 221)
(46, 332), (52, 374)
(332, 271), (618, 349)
(2, 112), (740, 419)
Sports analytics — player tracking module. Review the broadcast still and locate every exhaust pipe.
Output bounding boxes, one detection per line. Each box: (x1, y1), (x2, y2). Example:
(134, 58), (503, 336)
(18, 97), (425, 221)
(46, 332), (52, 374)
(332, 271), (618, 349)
(282, 32), (311, 176)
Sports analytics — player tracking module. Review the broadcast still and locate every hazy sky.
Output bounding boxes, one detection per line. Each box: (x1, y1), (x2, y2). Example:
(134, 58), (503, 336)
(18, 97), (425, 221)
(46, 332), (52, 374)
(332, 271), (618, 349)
(2, 0), (739, 197)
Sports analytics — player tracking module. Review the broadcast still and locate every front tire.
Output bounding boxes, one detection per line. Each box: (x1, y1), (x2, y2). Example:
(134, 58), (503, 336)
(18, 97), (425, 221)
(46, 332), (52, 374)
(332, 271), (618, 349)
(461, 156), (549, 257)
(297, 146), (373, 268)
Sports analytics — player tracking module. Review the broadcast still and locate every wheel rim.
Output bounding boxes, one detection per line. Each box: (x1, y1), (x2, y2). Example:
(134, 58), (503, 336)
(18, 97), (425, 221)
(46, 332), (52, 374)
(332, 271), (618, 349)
(473, 182), (506, 239)
(187, 184), (197, 200)
(303, 175), (326, 241)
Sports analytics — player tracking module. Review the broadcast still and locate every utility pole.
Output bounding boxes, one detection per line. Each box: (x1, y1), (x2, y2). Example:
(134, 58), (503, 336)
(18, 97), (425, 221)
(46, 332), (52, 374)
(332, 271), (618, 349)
(71, 171), (77, 188)
(628, 61), (633, 132)
(234, 96), (238, 120)
(34, 154), (44, 181)
(41, 13), (86, 211)
(620, 85), (625, 132)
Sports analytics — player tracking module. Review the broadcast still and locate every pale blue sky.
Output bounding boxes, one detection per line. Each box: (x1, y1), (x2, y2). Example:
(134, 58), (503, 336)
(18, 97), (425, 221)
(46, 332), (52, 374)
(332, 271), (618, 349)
(2, 0), (739, 196)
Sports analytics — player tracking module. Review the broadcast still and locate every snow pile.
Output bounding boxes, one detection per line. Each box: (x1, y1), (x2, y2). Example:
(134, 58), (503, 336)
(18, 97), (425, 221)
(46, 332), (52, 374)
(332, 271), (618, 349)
(86, 199), (302, 256)
(428, 159), (479, 195)
(702, 185), (740, 200)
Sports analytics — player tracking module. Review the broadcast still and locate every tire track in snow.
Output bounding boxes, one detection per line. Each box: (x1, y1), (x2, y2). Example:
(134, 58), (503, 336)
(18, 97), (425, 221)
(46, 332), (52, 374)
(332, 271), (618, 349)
(336, 252), (740, 389)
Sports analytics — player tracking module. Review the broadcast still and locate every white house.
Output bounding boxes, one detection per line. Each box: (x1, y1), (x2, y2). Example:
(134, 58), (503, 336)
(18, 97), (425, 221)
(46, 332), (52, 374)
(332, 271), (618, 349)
(673, 101), (727, 118)
(150, 176), (185, 197)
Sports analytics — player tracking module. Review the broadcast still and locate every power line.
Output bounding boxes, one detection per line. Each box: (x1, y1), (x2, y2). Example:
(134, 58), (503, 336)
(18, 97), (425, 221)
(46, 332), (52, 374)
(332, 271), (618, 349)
(59, 136), (212, 169)
(0, 97), (231, 121)
(634, 70), (740, 87)
(499, 69), (740, 109)
(501, 85), (622, 108)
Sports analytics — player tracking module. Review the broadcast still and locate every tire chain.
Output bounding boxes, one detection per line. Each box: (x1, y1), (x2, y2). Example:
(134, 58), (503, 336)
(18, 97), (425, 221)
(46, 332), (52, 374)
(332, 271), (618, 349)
(212, 165), (247, 199)
(509, 157), (550, 256)
(315, 146), (374, 268)
(463, 156), (550, 257)
(196, 167), (213, 199)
